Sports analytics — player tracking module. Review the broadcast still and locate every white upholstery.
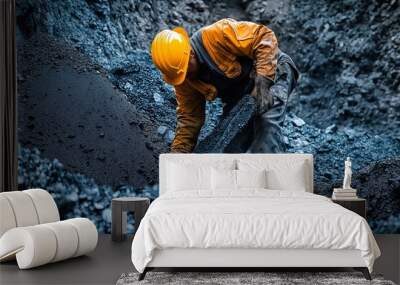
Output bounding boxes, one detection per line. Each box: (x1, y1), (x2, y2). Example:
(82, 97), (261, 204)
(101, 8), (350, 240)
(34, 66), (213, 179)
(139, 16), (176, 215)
(64, 218), (98, 257)
(159, 154), (313, 195)
(24, 189), (60, 223)
(211, 168), (237, 190)
(0, 218), (97, 269)
(1, 191), (40, 227)
(167, 159), (236, 192)
(42, 221), (79, 262)
(0, 225), (57, 268)
(0, 196), (17, 237)
(236, 169), (267, 189)
(148, 248), (366, 268)
(210, 169), (267, 190)
(0, 189), (59, 236)
(0, 189), (98, 269)
(237, 158), (311, 192)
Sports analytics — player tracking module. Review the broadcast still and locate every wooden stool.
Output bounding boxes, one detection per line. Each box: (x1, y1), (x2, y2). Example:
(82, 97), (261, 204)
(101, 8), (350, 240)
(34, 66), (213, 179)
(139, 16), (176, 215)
(111, 197), (150, 242)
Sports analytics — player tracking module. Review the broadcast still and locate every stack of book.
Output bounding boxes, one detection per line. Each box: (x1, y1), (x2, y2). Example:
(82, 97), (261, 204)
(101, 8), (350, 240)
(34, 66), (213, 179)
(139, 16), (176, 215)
(332, 188), (358, 200)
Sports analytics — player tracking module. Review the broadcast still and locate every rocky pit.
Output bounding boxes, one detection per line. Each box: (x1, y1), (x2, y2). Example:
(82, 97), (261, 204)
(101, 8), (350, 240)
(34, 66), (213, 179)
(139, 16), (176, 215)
(16, 0), (399, 233)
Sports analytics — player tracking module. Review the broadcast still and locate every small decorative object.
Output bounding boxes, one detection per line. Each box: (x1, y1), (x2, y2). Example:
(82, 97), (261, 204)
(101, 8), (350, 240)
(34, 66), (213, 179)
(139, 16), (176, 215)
(332, 157), (358, 200)
(342, 157), (353, 190)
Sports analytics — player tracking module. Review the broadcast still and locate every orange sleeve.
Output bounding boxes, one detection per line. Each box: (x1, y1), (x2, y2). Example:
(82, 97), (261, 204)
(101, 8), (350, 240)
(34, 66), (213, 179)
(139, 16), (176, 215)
(211, 19), (279, 80)
(171, 82), (205, 153)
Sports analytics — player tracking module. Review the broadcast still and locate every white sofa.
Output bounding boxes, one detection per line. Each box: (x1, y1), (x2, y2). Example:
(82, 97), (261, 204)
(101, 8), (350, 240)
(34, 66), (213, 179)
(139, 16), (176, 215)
(0, 189), (98, 269)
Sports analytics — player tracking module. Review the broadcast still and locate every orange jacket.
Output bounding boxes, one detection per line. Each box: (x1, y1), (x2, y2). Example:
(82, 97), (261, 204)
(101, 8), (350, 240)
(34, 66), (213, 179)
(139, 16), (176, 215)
(171, 19), (278, 153)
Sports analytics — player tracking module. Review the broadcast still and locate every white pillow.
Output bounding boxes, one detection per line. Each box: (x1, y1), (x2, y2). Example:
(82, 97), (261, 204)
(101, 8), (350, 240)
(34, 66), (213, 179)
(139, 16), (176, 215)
(238, 159), (309, 192)
(236, 169), (267, 189)
(167, 160), (235, 192)
(211, 169), (267, 191)
(211, 168), (236, 190)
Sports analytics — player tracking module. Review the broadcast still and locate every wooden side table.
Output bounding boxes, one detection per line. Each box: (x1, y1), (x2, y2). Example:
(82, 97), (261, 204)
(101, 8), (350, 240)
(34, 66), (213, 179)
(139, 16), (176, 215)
(111, 197), (150, 242)
(332, 197), (366, 219)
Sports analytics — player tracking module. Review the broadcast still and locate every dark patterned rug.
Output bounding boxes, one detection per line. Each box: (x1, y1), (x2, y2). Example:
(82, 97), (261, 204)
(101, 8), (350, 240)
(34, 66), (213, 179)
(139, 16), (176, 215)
(116, 272), (396, 285)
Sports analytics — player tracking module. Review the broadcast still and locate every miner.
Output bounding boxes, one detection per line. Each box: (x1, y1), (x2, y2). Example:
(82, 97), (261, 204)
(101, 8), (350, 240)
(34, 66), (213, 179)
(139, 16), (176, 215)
(151, 19), (299, 153)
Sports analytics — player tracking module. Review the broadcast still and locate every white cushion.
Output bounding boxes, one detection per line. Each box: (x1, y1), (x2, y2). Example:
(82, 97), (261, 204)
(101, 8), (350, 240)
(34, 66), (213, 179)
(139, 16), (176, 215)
(211, 168), (236, 190)
(42, 221), (79, 262)
(1, 191), (40, 227)
(0, 225), (57, 269)
(167, 159), (236, 191)
(64, 218), (98, 257)
(23, 189), (60, 224)
(238, 159), (309, 191)
(0, 196), (17, 237)
(0, 218), (97, 269)
(0, 190), (60, 238)
(211, 169), (267, 191)
(236, 169), (267, 189)
(159, 154), (314, 195)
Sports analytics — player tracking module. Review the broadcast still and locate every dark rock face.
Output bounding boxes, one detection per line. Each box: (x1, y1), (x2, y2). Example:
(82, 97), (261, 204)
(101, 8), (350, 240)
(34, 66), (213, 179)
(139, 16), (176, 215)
(243, 0), (400, 233)
(283, 114), (400, 233)
(283, 114), (400, 187)
(16, 0), (245, 70)
(16, 0), (238, 189)
(17, 34), (164, 188)
(16, 0), (400, 233)
(18, 147), (158, 233)
(195, 95), (257, 153)
(16, 0), (209, 69)
(16, 0), (231, 232)
(322, 158), (400, 234)
(245, 0), (400, 136)
(355, 159), (400, 223)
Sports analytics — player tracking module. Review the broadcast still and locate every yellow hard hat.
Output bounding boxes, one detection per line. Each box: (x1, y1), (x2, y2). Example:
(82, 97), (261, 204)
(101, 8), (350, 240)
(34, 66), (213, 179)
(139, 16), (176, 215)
(151, 27), (191, 86)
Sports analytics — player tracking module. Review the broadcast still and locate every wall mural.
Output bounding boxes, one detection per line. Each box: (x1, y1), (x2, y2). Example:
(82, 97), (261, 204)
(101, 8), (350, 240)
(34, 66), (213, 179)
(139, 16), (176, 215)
(16, 0), (400, 233)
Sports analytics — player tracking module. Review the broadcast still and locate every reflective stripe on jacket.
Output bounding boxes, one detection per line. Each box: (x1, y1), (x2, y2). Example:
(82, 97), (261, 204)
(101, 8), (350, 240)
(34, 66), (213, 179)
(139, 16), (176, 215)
(171, 19), (279, 153)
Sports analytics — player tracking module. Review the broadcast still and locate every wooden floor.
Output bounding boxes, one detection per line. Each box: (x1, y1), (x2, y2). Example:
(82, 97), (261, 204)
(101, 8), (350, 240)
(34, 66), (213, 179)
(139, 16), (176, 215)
(0, 234), (399, 285)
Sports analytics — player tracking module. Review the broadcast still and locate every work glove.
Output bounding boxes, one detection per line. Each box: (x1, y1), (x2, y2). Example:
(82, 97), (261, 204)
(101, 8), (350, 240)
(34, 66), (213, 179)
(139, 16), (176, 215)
(251, 75), (275, 115)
